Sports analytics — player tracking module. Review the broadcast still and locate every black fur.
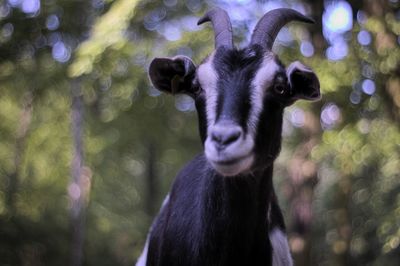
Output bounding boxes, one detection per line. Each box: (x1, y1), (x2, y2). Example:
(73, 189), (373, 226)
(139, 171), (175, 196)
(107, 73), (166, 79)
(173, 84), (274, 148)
(213, 46), (264, 132)
(147, 155), (286, 266)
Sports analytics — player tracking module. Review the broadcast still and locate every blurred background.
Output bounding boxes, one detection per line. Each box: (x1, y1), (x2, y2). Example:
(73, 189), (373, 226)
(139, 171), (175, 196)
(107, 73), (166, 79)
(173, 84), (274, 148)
(0, 0), (399, 265)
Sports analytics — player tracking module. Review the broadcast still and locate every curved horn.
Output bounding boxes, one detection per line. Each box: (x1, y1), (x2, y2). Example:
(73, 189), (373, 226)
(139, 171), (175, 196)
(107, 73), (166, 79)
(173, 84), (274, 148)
(250, 8), (314, 50)
(198, 8), (233, 49)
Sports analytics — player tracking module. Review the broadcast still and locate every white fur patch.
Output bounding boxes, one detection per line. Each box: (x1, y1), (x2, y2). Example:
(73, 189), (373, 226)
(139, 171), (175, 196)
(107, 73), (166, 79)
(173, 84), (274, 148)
(249, 54), (279, 135)
(136, 236), (149, 266)
(197, 52), (218, 128)
(136, 195), (170, 266)
(270, 228), (293, 266)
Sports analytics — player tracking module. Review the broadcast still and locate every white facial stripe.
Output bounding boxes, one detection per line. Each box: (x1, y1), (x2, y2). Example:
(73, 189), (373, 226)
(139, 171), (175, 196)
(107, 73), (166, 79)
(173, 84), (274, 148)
(197, 52), (218, 129)
(248, 55), (279, 135)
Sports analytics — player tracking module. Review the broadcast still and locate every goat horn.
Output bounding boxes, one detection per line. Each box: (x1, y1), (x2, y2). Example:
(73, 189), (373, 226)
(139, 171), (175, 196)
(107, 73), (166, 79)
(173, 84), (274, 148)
(198, 8), (233, 49)
(250, 8), (314, 50)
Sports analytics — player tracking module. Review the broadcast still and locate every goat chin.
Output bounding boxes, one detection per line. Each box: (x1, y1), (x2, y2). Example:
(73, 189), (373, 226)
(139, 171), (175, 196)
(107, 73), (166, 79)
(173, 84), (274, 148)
(204, 135), (255, 177)
(209, 154), (254, 177)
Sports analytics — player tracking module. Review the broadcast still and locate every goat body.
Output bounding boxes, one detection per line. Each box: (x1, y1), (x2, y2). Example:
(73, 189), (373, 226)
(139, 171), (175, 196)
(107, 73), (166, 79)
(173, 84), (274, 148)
(138, 7), (320, 266)
(140, 156), (291, 266)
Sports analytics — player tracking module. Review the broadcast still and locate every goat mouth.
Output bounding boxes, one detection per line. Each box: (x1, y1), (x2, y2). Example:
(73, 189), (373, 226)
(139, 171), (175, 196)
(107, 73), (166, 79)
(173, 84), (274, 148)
(212, 153), (251, 165)
(209, 153), (254, 176)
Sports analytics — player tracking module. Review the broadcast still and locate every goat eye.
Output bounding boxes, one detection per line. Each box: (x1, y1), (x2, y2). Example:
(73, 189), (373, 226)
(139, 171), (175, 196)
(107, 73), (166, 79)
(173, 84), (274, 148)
(192, 85), (202, 95)
(274, 84), (286, 95)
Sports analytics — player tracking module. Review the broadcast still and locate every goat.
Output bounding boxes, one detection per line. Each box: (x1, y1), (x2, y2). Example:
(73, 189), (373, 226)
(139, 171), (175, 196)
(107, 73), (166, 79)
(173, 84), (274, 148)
(137, 8), (320, 266)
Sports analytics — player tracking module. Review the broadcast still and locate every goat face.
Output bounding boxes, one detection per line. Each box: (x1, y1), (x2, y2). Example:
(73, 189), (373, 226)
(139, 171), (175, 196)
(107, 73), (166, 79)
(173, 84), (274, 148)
(149, 8), (320, 177)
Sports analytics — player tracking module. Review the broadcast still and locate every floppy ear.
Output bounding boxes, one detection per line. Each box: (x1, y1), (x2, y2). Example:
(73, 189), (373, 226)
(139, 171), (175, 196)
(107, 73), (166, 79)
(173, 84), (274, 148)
(149, 55), (196, 94)
(287, 61), (320, 101)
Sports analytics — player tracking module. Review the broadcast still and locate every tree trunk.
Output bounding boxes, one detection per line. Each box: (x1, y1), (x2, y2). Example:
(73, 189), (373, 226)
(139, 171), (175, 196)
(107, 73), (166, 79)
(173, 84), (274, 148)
(6, 91), (33, 215)
(69, 79), (91, 266)
(286, 111), (320, 266)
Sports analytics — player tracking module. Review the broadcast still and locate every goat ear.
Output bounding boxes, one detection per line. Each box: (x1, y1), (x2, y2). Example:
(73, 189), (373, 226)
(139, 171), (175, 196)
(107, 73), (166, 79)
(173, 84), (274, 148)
(287, 61), (321, 101)
(149, 56), (196, 94)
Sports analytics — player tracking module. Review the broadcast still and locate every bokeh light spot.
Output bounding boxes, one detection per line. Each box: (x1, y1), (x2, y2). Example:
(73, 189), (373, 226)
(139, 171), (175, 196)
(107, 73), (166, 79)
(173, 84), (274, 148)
(326, 38), (348, 61)
(144, 8), (166, 31)
(21, 0), (40, 14)
(163, 0), (177, 7)
(362, 79), (376, 95)
(162, 23), (181, 41)
(357, 119), (370, 134)
(46, 14), (60, 31)
(300, 41), (314, 57)
(323, 1), (353, 34)
(357, 10), (367, 24)
(2, 23), (14, 39)
(362, 64), (374, 79)
(7, 0), (21, 7)
(276, 27), (293, 46)
(185, 0), (202, 13)
(321, 103), (341, 129)
(0, 3), (11, 18)
(357, 30), (371, 46)
(68, 183), (81, 200)
(92, 0), (105, 9)
(350, 91), (361, 104)
(290, 107), (305, 128)
(52, 41), (71, 63)
(48, 32), (62, 46)
(175, 95), (194, 112)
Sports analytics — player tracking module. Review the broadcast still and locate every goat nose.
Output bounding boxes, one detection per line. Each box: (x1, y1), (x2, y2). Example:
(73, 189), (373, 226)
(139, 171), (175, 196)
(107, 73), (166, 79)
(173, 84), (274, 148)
(211, 126), (242, 147)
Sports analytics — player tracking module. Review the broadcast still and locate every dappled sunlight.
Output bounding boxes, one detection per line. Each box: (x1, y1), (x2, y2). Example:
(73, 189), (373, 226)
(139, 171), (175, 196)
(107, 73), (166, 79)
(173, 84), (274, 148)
(1, 0), (400, 265)
(323, 1), (353, 61)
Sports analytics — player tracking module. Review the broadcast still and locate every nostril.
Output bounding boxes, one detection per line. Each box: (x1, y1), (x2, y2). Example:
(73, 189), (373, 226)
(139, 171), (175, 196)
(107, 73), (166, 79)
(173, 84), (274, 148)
(223, 130), (241, 145)
(211, 132), (222, 143)
(211, 127), (242, 147)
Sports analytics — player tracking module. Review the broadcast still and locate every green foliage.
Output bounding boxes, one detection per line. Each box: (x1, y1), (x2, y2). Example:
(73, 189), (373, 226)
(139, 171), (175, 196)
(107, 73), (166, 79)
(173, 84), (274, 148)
(69, 0), (140, 77)
(0, 0), (399, 265)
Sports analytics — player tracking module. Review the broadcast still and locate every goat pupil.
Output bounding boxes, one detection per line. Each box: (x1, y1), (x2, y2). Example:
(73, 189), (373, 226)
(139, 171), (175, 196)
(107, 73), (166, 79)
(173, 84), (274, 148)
(275, 84), (285, 94)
